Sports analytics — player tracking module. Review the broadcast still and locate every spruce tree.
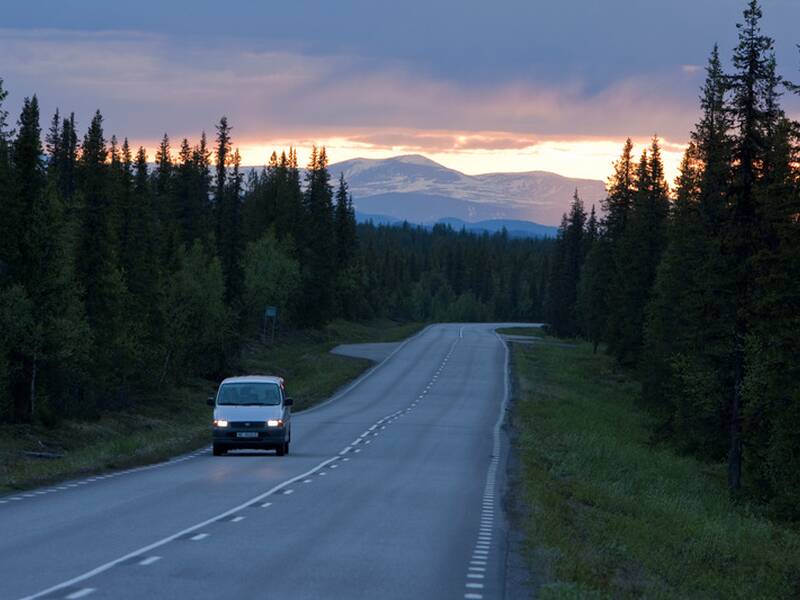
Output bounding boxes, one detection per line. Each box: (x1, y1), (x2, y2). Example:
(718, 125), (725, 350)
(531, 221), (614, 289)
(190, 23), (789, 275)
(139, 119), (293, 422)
(75, 111), (132, 395)
(608, 140), (670, 365)
(333, 173), (361, 317)
(544, 191), (586, 336)
(641, 146), (725, 453)
(334, 173), (358, 265)
(645, 47), (735, 458)
(723, 0), (784, 491)
(9, 96), (87, 420)
(299, 146), (337, 325)
(742, 113), (799, 514)
(214, 118), (244, 307)
(603, 138), (636, 242)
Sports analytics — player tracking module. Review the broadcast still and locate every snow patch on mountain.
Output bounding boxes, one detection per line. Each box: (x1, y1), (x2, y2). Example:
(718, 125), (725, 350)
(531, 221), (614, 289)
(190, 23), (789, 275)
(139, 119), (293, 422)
(329, 154), (606, 225)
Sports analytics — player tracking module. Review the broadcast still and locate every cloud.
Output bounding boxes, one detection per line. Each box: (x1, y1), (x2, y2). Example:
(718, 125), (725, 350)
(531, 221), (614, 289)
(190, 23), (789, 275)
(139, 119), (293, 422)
(0, 28), (702, 145)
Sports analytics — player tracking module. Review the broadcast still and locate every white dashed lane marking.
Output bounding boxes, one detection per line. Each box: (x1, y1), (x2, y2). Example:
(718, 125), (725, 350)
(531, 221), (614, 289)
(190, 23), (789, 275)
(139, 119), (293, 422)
(65, 588), (95, 599)
(190, 533), (208, 541)
(138, 556), (161, 566)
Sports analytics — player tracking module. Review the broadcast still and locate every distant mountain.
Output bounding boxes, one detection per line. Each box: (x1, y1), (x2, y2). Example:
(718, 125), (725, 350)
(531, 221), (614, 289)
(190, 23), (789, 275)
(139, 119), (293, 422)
(355, 212), (558, 239)
(435, 217), (558, 239)
(329, 154), (606, 226)
(353, 192), (513, 224)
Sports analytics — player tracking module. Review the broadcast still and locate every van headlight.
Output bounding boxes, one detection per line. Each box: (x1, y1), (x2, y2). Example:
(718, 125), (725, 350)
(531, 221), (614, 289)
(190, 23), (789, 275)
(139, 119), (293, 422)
(267, 419), (283, 427)
(214, 419), (229, 428)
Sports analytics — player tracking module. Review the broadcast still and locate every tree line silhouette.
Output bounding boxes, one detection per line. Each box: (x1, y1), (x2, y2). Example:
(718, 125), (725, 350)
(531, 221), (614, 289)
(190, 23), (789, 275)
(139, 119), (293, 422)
(543, 1), (800, 518)
(0, 88), (550, 426)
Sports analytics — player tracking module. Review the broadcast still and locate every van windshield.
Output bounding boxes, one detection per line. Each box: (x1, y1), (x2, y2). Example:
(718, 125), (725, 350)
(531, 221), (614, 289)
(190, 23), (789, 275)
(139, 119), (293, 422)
(217, 383), (282, 406)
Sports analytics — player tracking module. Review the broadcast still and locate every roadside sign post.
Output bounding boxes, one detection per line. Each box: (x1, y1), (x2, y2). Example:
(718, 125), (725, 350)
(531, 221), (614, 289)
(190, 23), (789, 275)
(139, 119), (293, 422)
(263, 306), (278, 344)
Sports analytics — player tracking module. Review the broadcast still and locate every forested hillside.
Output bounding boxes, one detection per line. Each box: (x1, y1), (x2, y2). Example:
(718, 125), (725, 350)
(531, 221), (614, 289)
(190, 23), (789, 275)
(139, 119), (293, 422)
(0, 88), (550, 426)
(543, 1), (800, 518)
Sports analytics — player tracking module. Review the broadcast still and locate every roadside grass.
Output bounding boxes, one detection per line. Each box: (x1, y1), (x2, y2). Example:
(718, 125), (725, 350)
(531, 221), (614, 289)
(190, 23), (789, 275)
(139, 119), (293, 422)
(506, 331), (800, 600)
(0, 319), (423, 494)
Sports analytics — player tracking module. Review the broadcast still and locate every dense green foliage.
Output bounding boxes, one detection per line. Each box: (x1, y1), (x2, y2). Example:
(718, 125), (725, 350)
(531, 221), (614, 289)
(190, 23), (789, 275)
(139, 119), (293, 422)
(358, 223), (549, 323)
(0, 78), (550, 425)
(543, 1), (800, 518)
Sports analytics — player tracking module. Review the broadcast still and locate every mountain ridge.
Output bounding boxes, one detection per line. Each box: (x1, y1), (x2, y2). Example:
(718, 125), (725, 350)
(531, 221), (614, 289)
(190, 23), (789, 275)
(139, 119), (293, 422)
(327, 154), (606, 226)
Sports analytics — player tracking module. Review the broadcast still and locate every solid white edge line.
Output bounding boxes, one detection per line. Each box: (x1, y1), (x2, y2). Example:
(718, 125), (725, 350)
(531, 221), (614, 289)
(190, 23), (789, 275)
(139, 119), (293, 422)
(460, 325), (523, 597)
(17, 454), (343, 600)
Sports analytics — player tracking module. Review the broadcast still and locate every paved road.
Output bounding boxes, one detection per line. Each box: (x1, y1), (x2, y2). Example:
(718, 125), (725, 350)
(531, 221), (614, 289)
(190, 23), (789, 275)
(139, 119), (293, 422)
(1, 323), (530, 600)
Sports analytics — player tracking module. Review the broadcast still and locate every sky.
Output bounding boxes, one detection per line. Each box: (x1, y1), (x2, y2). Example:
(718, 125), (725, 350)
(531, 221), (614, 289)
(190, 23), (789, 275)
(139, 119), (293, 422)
(1, 1), (799, 184)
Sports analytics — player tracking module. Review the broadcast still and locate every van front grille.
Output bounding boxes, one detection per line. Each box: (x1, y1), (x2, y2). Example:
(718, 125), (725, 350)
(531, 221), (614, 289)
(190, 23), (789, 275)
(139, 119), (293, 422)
(229, 421), (264, 429)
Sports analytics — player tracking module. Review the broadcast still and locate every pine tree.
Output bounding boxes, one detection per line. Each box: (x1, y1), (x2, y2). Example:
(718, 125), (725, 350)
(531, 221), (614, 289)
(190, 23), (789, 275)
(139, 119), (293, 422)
(75, 111), (132, 395)
(603, 138), (636, 242)
(693, 44), (734, 233)
(128, 146), (162, 320)
(299, 146), (337, 325)
(56, 113), (79, 206)
(192, 131), (213, 244)
(585, 140), (639, 352)
(214, 117), (231, 226)
(544, 191), (586, 336)
(334, 173), (357, 265)
(8, 96), (87, 421)
(741, 113), (800, 514)
(644, 48), (736, 459)
(214, 118), (244, 307)
(641, 146), (727, 452)
(723, 0), (784, 491)
(285, 148), (305, 245)
(576, 204), (610, 352)
(333, 173), (361, 317)
(607, 139), (670, 365)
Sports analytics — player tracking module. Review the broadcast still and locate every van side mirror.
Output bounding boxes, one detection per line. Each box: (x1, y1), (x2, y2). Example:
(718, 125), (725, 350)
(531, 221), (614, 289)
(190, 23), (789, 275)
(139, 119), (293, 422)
(284, 397), (294, 407)
(207, 396), (215, 407)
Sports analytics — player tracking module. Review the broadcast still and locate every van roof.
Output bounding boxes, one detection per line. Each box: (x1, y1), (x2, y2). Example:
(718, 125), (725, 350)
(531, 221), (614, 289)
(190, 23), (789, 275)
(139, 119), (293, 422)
(220, 375), (284, 385)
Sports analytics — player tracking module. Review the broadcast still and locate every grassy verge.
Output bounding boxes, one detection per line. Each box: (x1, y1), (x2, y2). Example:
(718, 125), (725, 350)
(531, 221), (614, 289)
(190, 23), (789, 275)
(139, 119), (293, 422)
(0, 319), (423, 494)
(506, 331), (800, 599)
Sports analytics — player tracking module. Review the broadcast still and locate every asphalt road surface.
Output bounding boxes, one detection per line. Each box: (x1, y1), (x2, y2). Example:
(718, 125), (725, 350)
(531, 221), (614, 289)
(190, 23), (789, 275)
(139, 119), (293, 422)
(1, 323), (530, 600)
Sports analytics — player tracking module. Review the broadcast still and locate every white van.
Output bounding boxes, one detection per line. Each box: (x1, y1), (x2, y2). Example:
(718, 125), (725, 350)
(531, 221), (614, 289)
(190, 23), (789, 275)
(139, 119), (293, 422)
(209, 376), (293, 456)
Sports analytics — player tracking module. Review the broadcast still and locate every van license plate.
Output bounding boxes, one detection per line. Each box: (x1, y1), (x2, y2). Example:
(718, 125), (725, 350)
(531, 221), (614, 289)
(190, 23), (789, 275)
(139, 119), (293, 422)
(236, 432), (258, 438)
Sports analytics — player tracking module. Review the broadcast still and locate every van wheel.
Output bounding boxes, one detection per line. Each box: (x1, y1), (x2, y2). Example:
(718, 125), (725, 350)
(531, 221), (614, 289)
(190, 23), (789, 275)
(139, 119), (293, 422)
(213, 444), (225, 456)
(275, 443), (286, 457)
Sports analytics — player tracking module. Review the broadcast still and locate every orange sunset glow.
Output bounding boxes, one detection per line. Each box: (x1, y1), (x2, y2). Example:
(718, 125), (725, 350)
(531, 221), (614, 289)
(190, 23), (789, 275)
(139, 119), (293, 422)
(132, 134), (687, 183)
